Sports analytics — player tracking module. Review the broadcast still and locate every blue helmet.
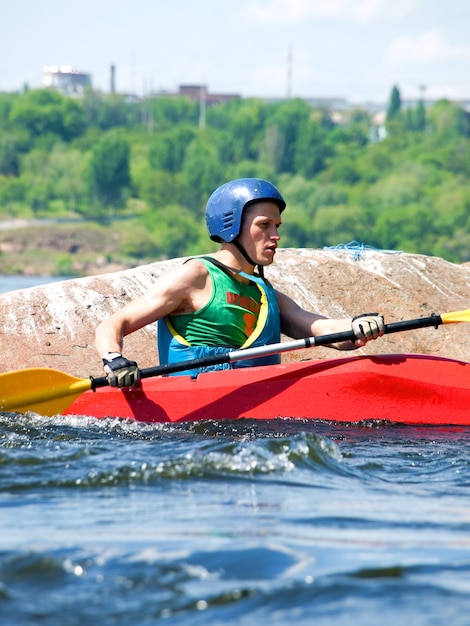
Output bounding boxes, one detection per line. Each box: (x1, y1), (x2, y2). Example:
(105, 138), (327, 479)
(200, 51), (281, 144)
(205, 178), (286, 243)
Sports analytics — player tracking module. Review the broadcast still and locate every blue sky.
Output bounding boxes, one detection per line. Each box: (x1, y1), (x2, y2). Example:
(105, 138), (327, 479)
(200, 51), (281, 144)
(2, 0), (469, 103)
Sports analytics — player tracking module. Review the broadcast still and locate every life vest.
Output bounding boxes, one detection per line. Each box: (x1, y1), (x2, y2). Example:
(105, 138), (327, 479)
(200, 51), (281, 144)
(157, 257), (281, 376)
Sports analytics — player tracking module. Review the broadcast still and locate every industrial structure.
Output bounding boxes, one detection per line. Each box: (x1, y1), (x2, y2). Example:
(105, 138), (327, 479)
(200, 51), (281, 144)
(42, 65), (92, 96)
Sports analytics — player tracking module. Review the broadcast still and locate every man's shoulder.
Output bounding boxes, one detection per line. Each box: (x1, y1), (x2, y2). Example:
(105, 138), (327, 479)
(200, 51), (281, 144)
(170, 257), (211, 289)
(183, 256), (212, 275)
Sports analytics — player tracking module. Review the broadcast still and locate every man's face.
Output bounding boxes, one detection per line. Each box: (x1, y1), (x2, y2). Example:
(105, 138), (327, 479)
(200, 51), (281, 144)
(238, 201), (282, 266)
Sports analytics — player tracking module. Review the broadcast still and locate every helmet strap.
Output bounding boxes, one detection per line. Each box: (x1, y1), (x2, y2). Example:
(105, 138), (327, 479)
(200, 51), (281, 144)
(233, 239), (256, 266)
(232, 240), (265, 278)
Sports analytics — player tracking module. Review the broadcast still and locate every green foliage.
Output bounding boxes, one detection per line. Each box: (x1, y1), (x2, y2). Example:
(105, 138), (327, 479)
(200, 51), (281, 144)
(9, 89), (86, 141)
(56, 253), (76, 276)
(88, 132), (131, 211)
(125, 204), (212, 260)
(49, 144), (89, 213)
(149, 96), (199, 129)
(0, 92), (18, 126)
(134, 168), (186, 210)
(208, 98), (266, 162)
(148, 125), (198, 172)
(0, 174), (28, 215)
(264, 98), (313, 173)
(413, 100), (426, 132)
(181, 131), (225, 210)
(1, 86), (470, 264)
(387, 85), (402, 121)
(82, 91), (141, 129)
(295, 115), (333, 177)
(0, 135), (21, 175)
(312, 204), (368, 247)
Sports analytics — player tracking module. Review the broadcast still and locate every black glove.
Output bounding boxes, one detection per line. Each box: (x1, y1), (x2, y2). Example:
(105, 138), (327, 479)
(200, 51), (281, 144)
(351, 313), (385, 340)
(102, 353), (141, 388)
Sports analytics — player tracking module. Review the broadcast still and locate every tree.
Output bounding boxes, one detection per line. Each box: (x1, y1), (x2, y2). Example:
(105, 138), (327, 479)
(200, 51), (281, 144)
(0, 92), (18, 126)
(428, 99), (470, 138)
(149, 96), (199, 129)
(88, 133), (131, 211)
(209, 98), (267, 163)
(49, 145), (89, 214)
(148, 126), (198, 173)
(9, 89), (86, 141)
(264, 98), (312, 173)
(0, 175), (27, 215)
(312, 204), (367, 247)
(20, 147), (55, 214)
(0, 135), (21, 176)
(294, 115), (332, 178)
(135, 168), (186, 210)
(372, 204), (438, 253)
(415, 100), (426, 132)
(181, 133), (225, 211)
(386, 85), (402, 121)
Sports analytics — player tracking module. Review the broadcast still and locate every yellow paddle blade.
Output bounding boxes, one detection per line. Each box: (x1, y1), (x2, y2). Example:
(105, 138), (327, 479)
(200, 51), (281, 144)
(0, 368), (92, 416)
(441, 309), (470, 324)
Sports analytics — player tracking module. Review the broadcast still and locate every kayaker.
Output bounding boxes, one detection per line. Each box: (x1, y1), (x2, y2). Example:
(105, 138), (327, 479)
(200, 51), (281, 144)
(95, 178), (384, 387)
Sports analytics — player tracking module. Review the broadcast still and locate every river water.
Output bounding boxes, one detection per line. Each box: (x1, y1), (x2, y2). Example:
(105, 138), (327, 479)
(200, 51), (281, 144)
(1, 278), (470, 625)
(0, 275), (72, 295)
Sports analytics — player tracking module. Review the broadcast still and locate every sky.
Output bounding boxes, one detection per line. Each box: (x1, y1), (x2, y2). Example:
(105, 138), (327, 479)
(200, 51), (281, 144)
(1, 0), (470, 104)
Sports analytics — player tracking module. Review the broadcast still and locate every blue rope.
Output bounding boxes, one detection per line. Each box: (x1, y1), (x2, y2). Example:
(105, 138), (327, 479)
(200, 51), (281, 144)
(323, 241), (403, 261)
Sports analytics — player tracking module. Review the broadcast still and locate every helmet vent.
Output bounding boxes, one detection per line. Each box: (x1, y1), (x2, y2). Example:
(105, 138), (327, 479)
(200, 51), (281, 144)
(222, 211), (235, 230)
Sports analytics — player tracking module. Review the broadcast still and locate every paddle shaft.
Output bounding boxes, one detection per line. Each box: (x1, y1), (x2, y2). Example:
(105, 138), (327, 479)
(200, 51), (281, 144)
(90, 313), (443, 389)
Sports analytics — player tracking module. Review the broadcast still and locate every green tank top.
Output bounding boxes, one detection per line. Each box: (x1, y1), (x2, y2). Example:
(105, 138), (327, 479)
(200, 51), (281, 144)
(168, 259), (262, 348)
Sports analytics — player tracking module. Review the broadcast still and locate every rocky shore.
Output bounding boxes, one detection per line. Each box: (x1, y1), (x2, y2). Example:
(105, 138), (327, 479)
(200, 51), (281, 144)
(1, 247), (470, 378)
(0, 220), (148, 277)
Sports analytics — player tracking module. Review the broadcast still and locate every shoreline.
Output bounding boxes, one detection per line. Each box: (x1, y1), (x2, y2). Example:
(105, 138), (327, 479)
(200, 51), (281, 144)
(0, 220), (153, 278)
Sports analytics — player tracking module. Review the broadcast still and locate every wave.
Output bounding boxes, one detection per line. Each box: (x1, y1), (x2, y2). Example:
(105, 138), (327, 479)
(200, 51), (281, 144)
(0, 412), (345, 489)
(2, 544), (470, 625)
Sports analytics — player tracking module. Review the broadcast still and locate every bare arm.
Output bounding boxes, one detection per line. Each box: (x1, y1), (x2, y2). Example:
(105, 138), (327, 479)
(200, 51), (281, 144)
(95, 260), (210, 358)
(277, 291), (382, 350)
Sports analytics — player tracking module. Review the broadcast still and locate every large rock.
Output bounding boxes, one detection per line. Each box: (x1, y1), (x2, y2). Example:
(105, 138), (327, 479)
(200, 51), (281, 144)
(1, 248), (470, 377)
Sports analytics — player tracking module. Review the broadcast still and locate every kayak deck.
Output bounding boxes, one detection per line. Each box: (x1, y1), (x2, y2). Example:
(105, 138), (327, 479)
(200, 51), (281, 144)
(64, 354), (470, 425)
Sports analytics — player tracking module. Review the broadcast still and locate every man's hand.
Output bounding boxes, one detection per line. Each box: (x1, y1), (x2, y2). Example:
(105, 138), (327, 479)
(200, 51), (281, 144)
(102, 353), (141, 388)
(351, 313), (385, 343)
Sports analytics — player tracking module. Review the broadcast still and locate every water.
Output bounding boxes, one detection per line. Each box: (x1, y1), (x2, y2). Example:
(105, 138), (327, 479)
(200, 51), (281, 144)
(0, 275), (72, 295)
(1, 416), (470, 626)
(1, 277), (470, 625)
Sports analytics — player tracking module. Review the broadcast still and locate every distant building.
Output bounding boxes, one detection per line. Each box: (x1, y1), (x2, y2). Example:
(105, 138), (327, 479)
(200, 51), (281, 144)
(151, 84), (240, 105)
(178, 85), (240, 105)
(43, 65), (91, 96)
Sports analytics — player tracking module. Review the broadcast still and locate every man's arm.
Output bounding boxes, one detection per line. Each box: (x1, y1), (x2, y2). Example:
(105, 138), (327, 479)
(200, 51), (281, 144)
(277, 290), (384, 350)
(95, 260), (210, 386)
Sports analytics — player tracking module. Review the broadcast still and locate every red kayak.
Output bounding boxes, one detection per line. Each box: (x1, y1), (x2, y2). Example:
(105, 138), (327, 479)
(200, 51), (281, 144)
(3, 309), (470, 425)
(63, 354), (470, 426)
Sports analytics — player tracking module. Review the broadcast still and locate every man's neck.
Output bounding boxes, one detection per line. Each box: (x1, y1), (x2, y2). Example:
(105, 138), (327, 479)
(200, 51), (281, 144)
(213, 246), (255, 275)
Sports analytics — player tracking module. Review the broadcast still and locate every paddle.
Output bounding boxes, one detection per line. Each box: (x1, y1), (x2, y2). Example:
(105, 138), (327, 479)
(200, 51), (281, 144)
(1, 309), (469, 416)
